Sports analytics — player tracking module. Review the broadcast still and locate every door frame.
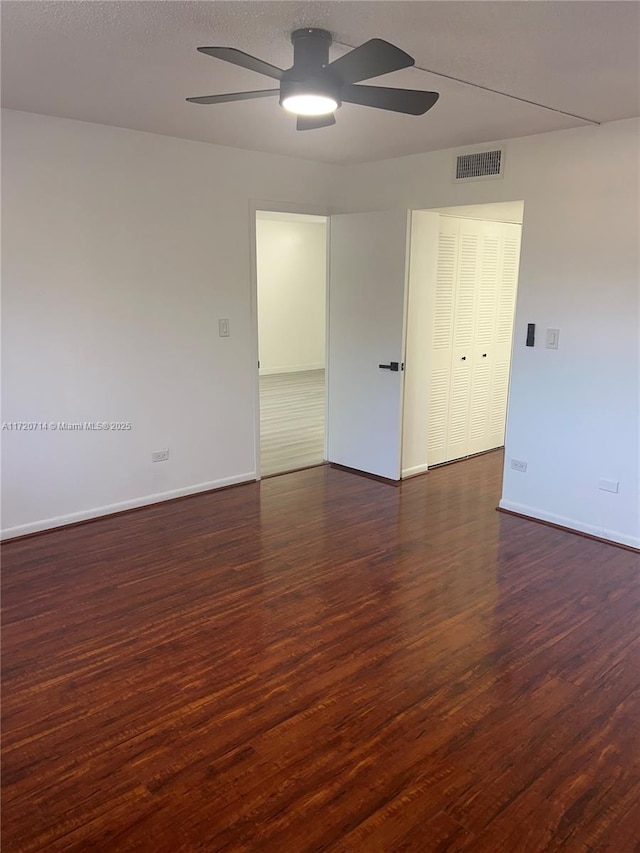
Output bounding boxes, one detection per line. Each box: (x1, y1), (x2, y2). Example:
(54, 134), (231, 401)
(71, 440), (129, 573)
(411, 201), (525, 471)
(249, 199), (331, 479)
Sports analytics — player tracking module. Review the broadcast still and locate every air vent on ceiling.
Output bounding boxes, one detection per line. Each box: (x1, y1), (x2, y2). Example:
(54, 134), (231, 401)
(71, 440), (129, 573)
(454, 149), (504, 182)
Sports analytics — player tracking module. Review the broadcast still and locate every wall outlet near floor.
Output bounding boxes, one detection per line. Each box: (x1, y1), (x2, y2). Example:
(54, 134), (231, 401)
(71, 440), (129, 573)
(511, 459), (527, 472)
(598, 479), (619, 493)
(152, 449), (169, 463)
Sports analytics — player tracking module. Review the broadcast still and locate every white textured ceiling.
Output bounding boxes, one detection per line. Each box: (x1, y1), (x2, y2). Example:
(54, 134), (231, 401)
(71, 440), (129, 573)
(2, 1), (639, 164)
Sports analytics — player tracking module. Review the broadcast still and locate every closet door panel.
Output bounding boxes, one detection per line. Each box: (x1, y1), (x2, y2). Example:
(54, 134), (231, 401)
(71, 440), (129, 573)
(453, 230), (479, 357)
(467, 225), (501, 454)
(427, 220), (458, 465)
(447, 222), (480, 460)
(426, 355), (451, 465)
(467, 351), (492, 455)
(475, 231), (500, 350)
(446, 359), (472, 461)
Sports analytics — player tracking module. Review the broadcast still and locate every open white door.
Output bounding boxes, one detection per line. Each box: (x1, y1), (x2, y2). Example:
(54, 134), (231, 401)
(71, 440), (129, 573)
(327, 210), (410, 480)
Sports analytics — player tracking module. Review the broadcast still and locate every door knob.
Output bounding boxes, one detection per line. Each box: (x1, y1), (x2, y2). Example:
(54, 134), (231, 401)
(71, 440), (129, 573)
(379, 362), (399, 371)
(482, 353), (487, 358)
(461, 356), (467, 361)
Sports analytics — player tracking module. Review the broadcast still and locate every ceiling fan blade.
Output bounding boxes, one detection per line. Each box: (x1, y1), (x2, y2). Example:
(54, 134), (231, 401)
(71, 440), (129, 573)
(328, 39), (414, 84)
(197, 47), (283, 80)
(341, 84), (439, 115)
(186, 89), (279, 105)
(297, 114), (336, 131)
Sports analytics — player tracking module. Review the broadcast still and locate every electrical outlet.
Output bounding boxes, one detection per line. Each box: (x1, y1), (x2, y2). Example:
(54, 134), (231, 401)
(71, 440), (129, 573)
(511, 459), (527, 472)
(598, 479), (619, 493)
(152, 449), (169, 463)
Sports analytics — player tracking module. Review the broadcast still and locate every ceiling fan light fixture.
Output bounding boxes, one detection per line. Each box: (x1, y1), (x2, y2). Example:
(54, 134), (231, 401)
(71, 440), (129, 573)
(188, 29), (439, 130)
(281, 93), (338, 115)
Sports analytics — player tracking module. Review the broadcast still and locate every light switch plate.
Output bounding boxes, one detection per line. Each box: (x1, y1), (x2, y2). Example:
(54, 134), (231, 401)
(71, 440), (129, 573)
(218, 318), (230, 337)
(546, 328), (560, 349)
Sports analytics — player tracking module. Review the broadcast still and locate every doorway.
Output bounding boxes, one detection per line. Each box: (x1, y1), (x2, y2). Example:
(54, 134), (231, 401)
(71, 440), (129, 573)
(251, 203), (523, 484)
(255, 210), (328, 477)
(403, 201), (524, 475)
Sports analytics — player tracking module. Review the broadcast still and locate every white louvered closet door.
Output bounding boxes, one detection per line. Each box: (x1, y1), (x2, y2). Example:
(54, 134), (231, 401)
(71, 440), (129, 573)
(447, 221), (482, 462)
(427, 217), (521, 466)
(467, 224), (500, 455)
(426, 218), (457, 465)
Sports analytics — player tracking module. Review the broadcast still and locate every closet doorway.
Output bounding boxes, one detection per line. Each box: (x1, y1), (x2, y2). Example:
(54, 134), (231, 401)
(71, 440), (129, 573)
(403, 201), (524, 473)
(255, 210), (328, 477)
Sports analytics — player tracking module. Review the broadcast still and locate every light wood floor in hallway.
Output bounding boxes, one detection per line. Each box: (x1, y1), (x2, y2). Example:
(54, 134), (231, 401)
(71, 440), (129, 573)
(259, 369), (325, 476)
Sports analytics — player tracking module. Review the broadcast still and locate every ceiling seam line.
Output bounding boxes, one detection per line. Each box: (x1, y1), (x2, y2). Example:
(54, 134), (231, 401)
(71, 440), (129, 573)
(333, 41), (601, 126)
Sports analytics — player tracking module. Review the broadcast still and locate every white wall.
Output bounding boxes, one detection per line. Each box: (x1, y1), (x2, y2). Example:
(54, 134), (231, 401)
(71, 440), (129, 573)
(3, 110), (639, 549)
(256, 216), (326, 374)
(334, 119), (640, 548)
(1, 109), (333, 537)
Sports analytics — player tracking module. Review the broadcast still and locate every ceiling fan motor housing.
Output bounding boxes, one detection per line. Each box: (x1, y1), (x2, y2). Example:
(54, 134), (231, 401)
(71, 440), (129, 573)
(290, 28), (332, 70)
(279, 28), (342, 110)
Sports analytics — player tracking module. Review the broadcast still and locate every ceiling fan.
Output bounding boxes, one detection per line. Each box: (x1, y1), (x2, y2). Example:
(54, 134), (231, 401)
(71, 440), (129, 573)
(187, 28), (439, 130)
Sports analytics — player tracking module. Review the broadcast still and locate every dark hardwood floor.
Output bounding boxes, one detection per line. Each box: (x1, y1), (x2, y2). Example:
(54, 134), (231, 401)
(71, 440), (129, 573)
(2, 452), (639, 852)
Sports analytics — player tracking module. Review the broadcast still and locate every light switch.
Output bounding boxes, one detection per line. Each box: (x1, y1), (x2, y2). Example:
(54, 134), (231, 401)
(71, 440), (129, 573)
(546, 328), (559, 349)
(526, 323), (535, 347)
(218, 318), (230, 337)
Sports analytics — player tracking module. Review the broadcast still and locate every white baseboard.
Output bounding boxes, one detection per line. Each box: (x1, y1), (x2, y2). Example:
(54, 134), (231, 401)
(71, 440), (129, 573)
(259, 363), (325, 376)
(498, 499), (640, 550)
(1, 472), (257, 540)
(402, 464), (429, 479)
